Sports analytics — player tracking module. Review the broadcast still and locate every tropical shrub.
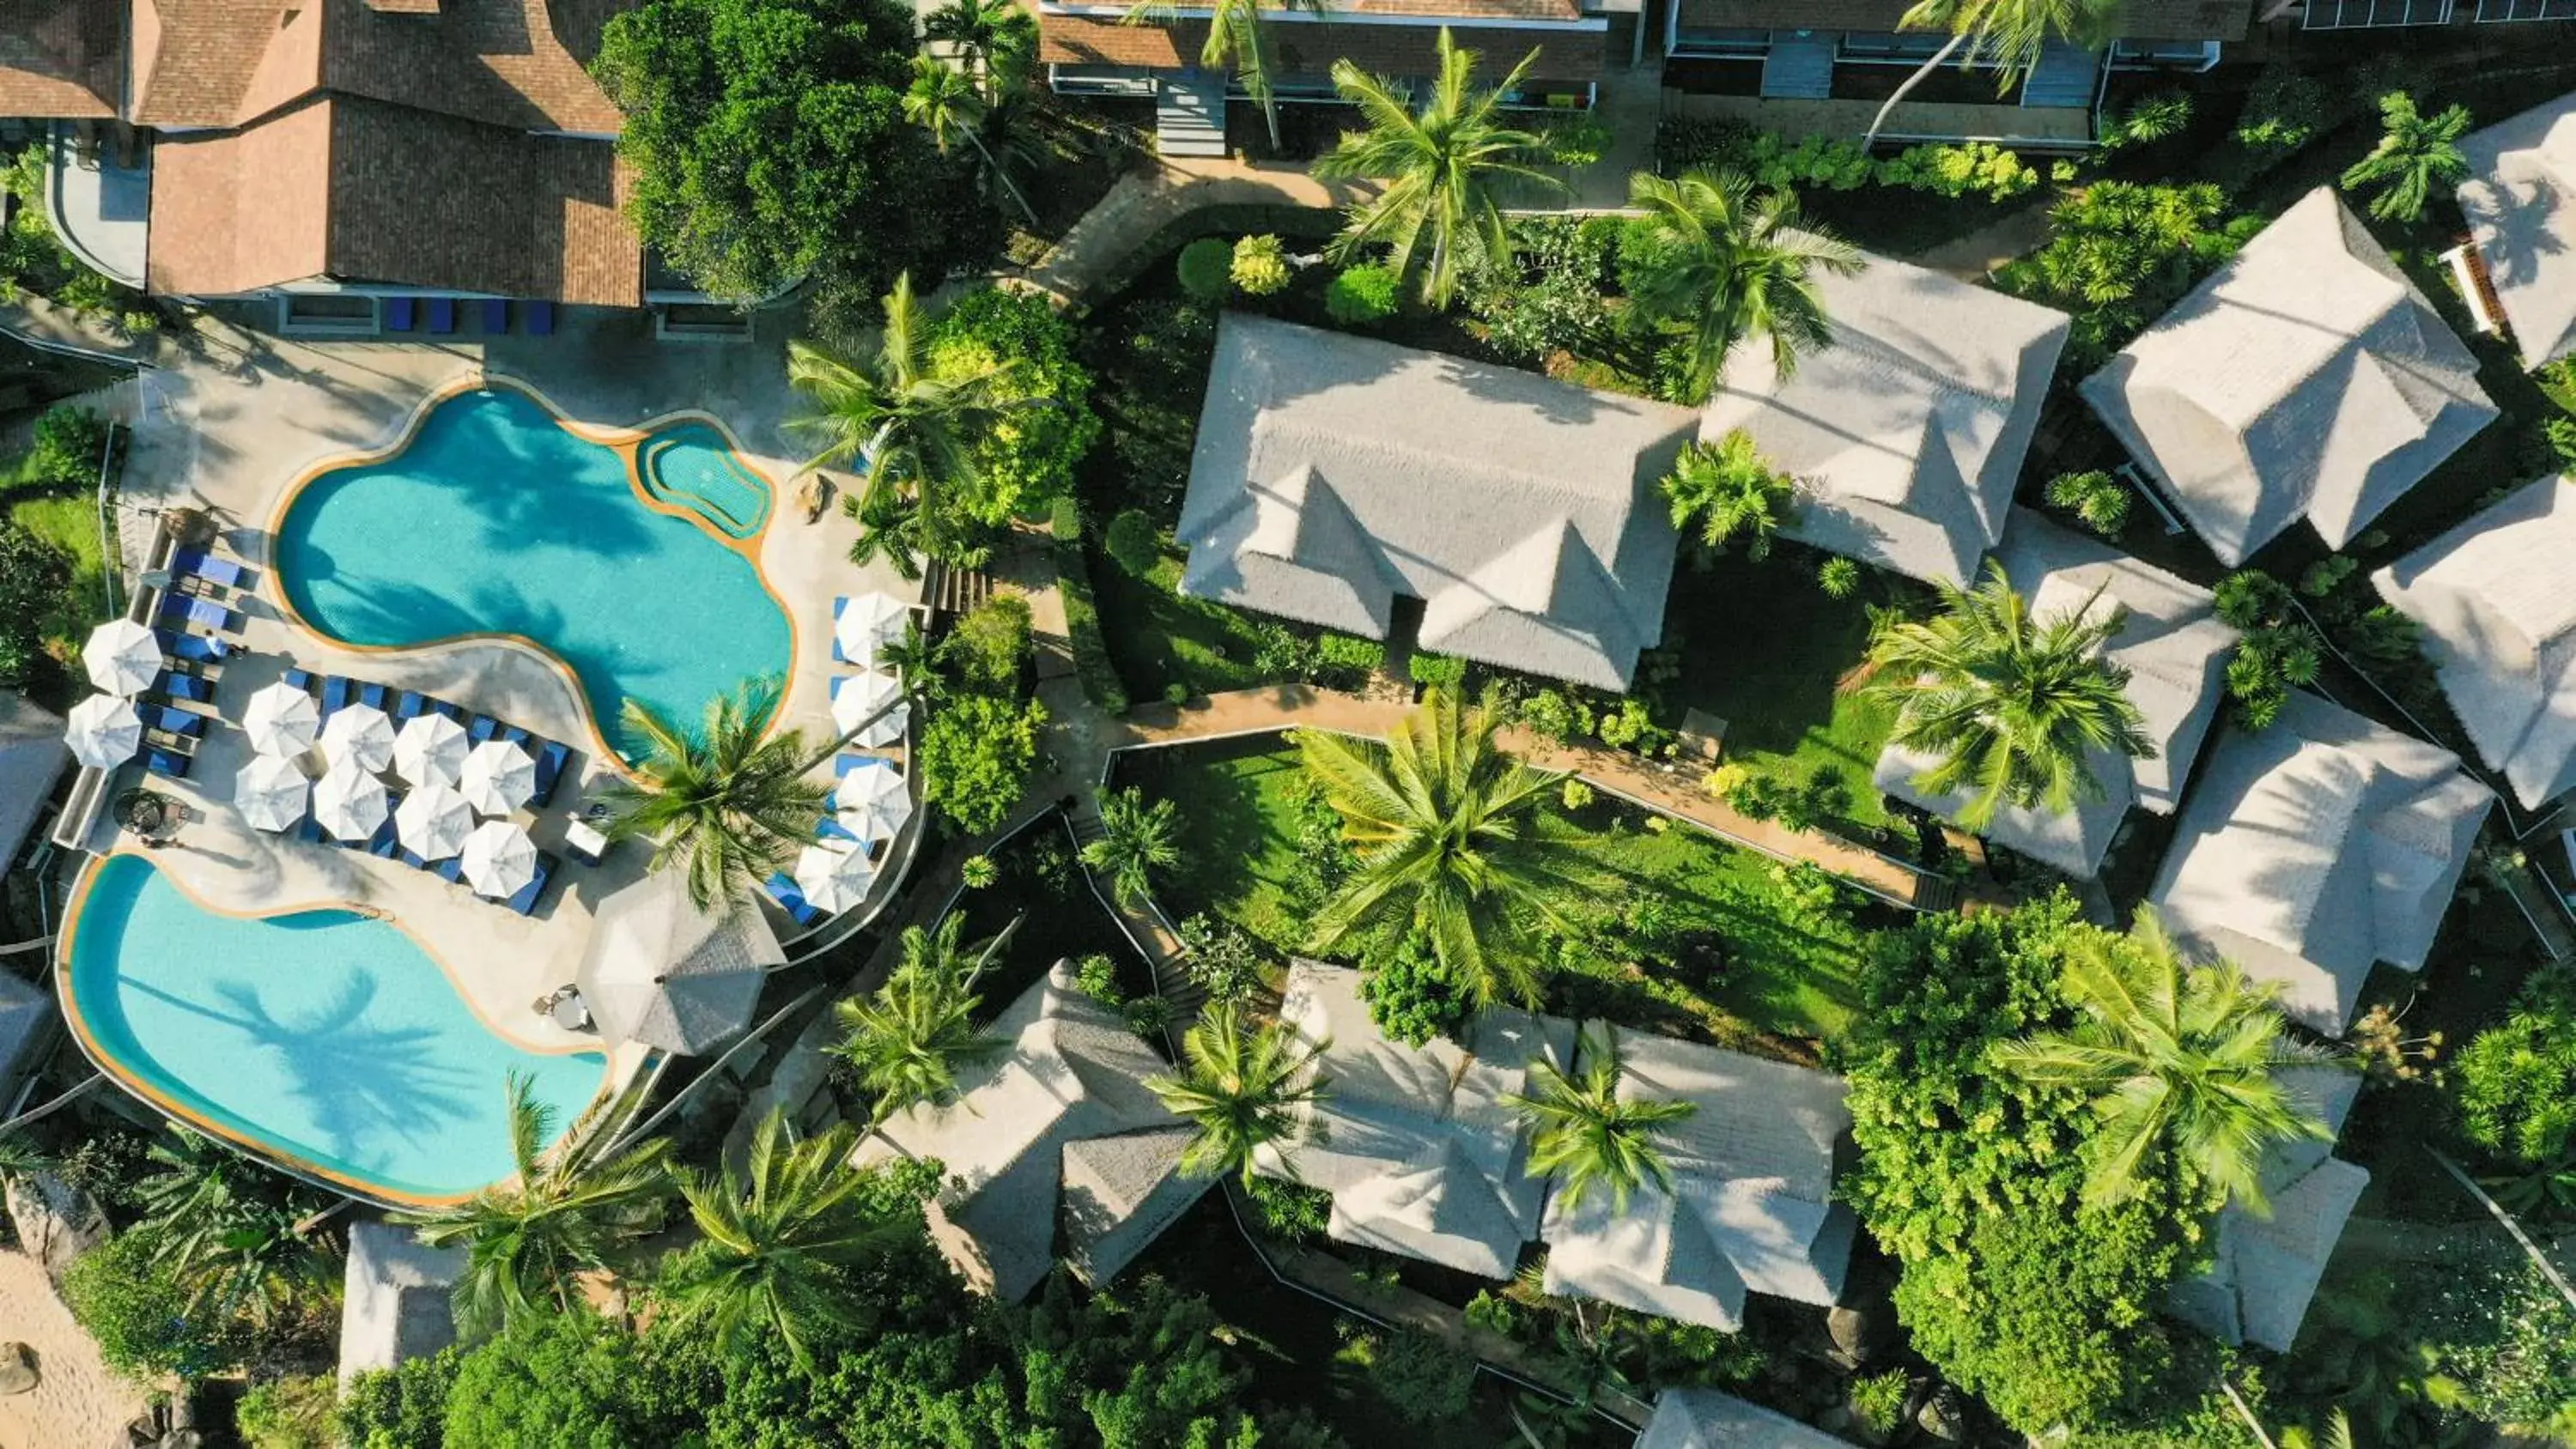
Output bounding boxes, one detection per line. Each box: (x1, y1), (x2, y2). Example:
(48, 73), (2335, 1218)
(1656, 118), (2038, 201)
(1177, 238), (1235, 302)
(1408, 652), (1467, 689)
(1360, 934), (1475, 1046)
(2213, 569), (2321, 731)
(1244, 1177), (1334, 1244)
(2455, 966), (2576, 1167)
(1460, 216), (1615, 363)
(62, 1229), (249, 1382)
(0, 521), (72, 684)
(1346, 1326), (1477, 1427)
(1103, 507), (1162, 577)
(20, 404), (106, 490)
(336, 1349), (459, 1449)
(2341, 91), (2473, 223)
(1314, 632), (1386, 685)
(923, 287), (1101, 524)
(919, 693), (1047, 836)
(944, 593), (1032, 696)
(1996, 182), (2254, 367)
(236, 1374), (338, 1449)
(1179, 912), (1270, 1003)
(1818, 555), (1861, 600)
(2236, 68), (2331, 154)
(1875, 140), (2041, 200)
(1230, 233), (1291, 295)
(442, 1311), (702, 1449)
(1324, 263), (1400, 326)
(2044, 470), (2130, 537)
(1049, 500), (1127, 715)
(1515, 687), (1595, 745)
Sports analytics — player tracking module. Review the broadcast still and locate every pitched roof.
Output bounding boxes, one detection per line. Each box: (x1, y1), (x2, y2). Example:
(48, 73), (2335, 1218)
(1037, 14), (1604, 81)
(2458, 88), (2576, 370)
(0, 0), (121, 118)
(0, 690), (70, 873)
(1670, 0), (2249, 39)
(574, 869), (782, 1055)
(1702, 253), (2070, 585)
(1874, 511), (2235, 876)
(0, 970), (52, 1099)
(2373, 474), (2576, 811)
(852, 961), (1208, 1301)
(2167, 1069), (2369, 1354)
(1638, 1386), (1861, 1449)
(337, 1222), (465, 1385)
(2080, 189), (2498, 567)
(2148, 691), (2492, 1033)
(1177, 313), (1695, 690)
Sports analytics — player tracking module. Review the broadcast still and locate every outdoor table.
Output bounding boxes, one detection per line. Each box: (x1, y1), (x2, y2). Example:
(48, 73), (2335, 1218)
(565, 818), (609, 866)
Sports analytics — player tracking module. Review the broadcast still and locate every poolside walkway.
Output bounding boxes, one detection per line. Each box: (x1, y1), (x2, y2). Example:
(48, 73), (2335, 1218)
(1012, 158), (1378, 312)
(0, 1245), (154, 1449)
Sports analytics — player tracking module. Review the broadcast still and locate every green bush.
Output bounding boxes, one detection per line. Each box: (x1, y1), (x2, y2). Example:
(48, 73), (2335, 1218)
(1463, 216), (1613, 362)
(238, 1374), (338, 1449)
(945, 593), (1033, 696)
(1355, 1328), (1477, 1427)
(1072, 952), (1124, 1003)
(1851, 1369), (1908, 1438)
(1245, 1177), (1334, 1245)
(1103, 507), (1163, 577)
(1359, 934), (1473, 1046)
(1407, 652), (1467, 689)
(335, 1349), (459, 1449)
(0, 520), (73, 685)
(1818, 555), (1862, 600)
(1177, 238), (1235, 303)
(1050, 503), (1128, 716)
(2235, 68), (2330, 154)
(926, 287), (1102, 525)
(920, 693), (1047, 837)
(1229, 234), (1291, 296)
(1325, 264), (1400, 327)
(1178, 912), (1271, 1003)
(61, 1230), (247, 1382)
(2044, 470), (2130, 537)
(19, 404), (106, 492)
(1314, 632), (1386, 686)
(2456, 966), (2576, 1167)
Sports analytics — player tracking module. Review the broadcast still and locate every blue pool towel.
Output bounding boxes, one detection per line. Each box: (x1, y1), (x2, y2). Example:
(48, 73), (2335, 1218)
(283, 668), (317, 694)
(144, 746), (191, 779)
(481, 299), (509, 332)
(386, 297), (416, 332)
(763, 872), (823, 927)
(526, 300), (556, 336)
(427, 297), (457, 334)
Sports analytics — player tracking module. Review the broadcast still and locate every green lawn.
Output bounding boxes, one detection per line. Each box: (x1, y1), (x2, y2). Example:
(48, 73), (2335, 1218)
(10, 491), (110, 653)
(1086, 543), (1277, 705)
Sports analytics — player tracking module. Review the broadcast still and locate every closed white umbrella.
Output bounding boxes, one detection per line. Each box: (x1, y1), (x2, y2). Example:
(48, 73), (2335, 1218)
(458, 738), (537, 816)
(65, 694), (143, 769)
(459, 819), (538, 899)
(830, 672), (908, 747)
(833, 758), (913, 842)
(793, 838), (876, 915)
(833, 591), (909, 664)
(231, 755), (310, 833)
(82, 620), (162, 696)
(241, 681), (322, 757)
(394, 782), (475, 860)
(392, 712), (469, 788)
(319, 702), (397, 774)
(314, 761), (390, 841)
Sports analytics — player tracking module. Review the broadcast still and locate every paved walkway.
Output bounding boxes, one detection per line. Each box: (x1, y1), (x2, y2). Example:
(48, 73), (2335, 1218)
(0, 1246), (154, 1449)
(1013, 158), (1380, 312)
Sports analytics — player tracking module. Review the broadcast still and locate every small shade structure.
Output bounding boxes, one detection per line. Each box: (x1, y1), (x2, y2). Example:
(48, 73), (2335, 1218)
(232, 755), (311, 833)
(314, 761), (391, 841)
(835, 758), (913, 842)
(65, 694), (143, 769)
(394, 782), (475, 860)
(793, 838), (877, 915)
(82, 620), (162, 696)
(835, 591), (911, 664)
(459, 738), (536, 816)
(459, 819), (538, 899)
(320, 702), (397, 774)
(242, 681), (323, 757)
(392, 712), (469, 788)
(574, 870), (786, 1054)
(832, 673), (908, 747)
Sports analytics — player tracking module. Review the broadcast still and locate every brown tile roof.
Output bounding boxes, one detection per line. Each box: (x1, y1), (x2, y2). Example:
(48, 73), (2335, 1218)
(1039, 14), (1604, 82)
(130, 0), (295, 125)
(149, 94), (641, 304)
(0, 0), (122, 118)
(1672, 0), (2251, 40)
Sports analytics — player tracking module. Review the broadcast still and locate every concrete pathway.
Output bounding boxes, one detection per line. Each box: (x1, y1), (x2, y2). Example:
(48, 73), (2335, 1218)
(1012, 158), (1380, 312)
(0, 1246), (155, 1449)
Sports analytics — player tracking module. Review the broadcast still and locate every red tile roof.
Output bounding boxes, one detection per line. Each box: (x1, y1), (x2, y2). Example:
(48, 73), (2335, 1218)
(2, 0), (125, 118)
(1038, 13), (1604, 82)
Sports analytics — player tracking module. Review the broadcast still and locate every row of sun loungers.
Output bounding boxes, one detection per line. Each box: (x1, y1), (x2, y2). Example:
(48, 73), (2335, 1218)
(291, 673), (573, 807)
(383, 297), (555, 336)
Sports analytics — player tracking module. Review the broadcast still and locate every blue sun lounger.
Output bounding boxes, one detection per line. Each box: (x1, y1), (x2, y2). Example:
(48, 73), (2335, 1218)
(143, 745), (190, 779)
(143, 703), (205, 737)
(526, 301), (555, 336)
(170, 546), (249, 590)
(480, 299), (509, 333)
(762, 872), (824, 928)
(153, 670), (213, 706)
(358, 682), (391, 712)
(386, 297), (416, 332)
(319, 676), (355, 715)
(507, 852), (558, 917)
(283, 668), (317, 694)
(427, 298), (457, 335)
(159, 629), (229, 664)
(159, 596), (240, 635)
(296, 815), (325, 844)
(435, 857), (467, 884)
(528, 738), (573, 807)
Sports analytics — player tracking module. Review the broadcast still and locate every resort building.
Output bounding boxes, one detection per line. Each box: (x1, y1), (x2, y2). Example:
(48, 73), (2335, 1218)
(1872, 510), (2235, 877)
(2080, 188), (2498, 568)
(1253, 961), (1574, 1280)
(850, 960), (1212, 1302)
(2372, 474), (2576, 812)
(1700, 253), (2069, 587)
(2148, 690), (2493, 1034)
(337, 1221), (465, 1385)
(2455, 87), (2576, 369)
(1176, 313), (1696, 692)
(1538, 1026), (1856, 1333)
(2166, 1069), (2369, 1355)
(1638, 1386), (1858, 1449)
(0, 690), (70, 872)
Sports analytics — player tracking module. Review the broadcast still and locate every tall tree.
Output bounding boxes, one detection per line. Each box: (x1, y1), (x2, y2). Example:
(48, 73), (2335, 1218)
(829, 914), (1012, 1121)
(920, 0), (1035, 96)
(598, 676), (829, 911)
(1860, 0), (2123, 149)
(1990, 909), (2336, 1214)
(1315, 29), (1560, 310)
(2341, 92), (2474, 223)
(1119, 0), (1325, 153)
(1862, 562), (2154, 830)
(1508, 1022), (1698, 1211)
(1146, 1002), (1331, 1184)
(1081, 787), (1182, 907)
(1659, 428), (1801, 560)
(901, 56), (1038, 225)
(1619, 170), (1862, 402)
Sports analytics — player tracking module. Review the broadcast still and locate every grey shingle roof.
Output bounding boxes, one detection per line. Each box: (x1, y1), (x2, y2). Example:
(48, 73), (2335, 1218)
(2148, 691), (2492, 1033)
(2080, 188), (2498, 567)
(2459, 89), (2576, 370)
(0, 690), (69, 871)
(2372, 474), (2576, 810)
(1874, 510), (2235, 877)
(338, 1222), (465, 1385)
(575, 871), (784, 1055)
(1701, 252), (2070, 585)
(2168, 1068), (2370, 1354)
(1177, 314), (1696, 690)
(1638, 1387), (1860, 1449)
(0, 970), (52, 1100)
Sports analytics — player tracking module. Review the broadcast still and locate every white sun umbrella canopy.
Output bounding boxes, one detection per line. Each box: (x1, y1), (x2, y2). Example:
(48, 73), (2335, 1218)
(459, 819), (538, 899)
(320, 702), (398, 773)
(64, 694), (143, 769)
(231, 755), (310, 833)
(834, 758), (913, 842)
(833, 591), (910, 666)
(82, 619), (163, 696)
(459, 738), (537, 816)
(793, 838), (877, 915)
(392, 712), (469, 788)
(314, 761), (391, 841)
(394, 782), (476, 860)
(241, 681), (323, 757)
(830, 672), (908, 748)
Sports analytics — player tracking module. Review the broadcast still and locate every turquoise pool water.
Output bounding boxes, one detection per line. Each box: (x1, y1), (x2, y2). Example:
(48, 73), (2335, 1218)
(64, 854), (607, 1202)
(275, 388), (791, 752)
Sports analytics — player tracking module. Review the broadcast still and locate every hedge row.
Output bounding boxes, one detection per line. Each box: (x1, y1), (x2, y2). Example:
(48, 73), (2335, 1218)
(1050, 498), (1129, 717)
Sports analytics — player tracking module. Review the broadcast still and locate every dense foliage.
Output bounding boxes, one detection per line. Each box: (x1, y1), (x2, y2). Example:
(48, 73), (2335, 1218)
(922, 288), (1102, 527)
(920, 691), (1047, 836)
(0, 519), (72, 684)
(2454, 965), (2576, 1167)
(61, 1229), (250, 1382)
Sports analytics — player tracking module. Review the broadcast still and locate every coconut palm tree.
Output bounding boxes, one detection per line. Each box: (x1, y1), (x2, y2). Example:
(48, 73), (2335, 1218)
(598, 676), (829, 912)
(829, 913), (1012, 1122)
(1508, 1021), (1698, 1212)
(1990, 909), (2336, 1214)
(1660, 428), (1801, 560)
(902, 56), (1039, 226)
(2341, 92), (2474, 223)
(1315, 29), (1560, 310)
(1145, 1001), (1330, 1184)
(1860, 0), (2123, 149)
(659, 1109), (900, 1368)
(1120, 0), (1327, 153)
(1621, 170), (1862, 402)
(1298, 688), (1588, 1007)
(396, 1076), (673, 1337)
(1862, 562), (2154, 830)
(922, 0), (1036, 97)
(876, 617), (947, 704)
(1082, 787), (1181, 906)
(844, 483), (928, 584)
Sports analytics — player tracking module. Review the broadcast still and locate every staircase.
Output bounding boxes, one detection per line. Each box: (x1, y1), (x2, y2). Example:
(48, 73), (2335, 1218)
(2020, 40), (2101, 111)
(1154, 71), (1230, 159)
(1070, 809), (1207, 1020)
(925, 560), (993, 619)
(1759, 31), (1838, 100)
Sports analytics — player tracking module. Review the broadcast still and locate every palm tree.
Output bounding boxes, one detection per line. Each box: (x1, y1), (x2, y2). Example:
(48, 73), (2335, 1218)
(2341, 92), (2474, 223)
(1660, 429), (1801, 560)
(829, 913), (1012, 1122)
(598, 676), (829, 911)
(1120, 0), (1326, 153)
(1862, 561), (2154, 830)
(1082, 787), (1181, 906)
(131, 1130), (329, 1325)
(1314, 29), (1560, 310)
(396, 1076), (673, 1337)
(902, 57), (1038, 226)
(660, 1109), (899, 1368)
(921, 0), (1036, 96)
(1989, 909), (2336, 1214)
(876, 617), (947, 703)
(1507, 1021), (1698, 1212)
(1145, 1001), (1330, 1184)
(1860, 0), (2123, 149)
(844, 483), (928, 583)
(1298, 688), (1589, 1006)
(1621, 170), (1862, 401)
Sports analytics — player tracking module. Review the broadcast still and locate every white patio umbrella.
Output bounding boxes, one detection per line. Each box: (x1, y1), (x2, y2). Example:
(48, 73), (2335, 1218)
(81, 620), (162, 696)
(793, 838), (877, 915)
(833, 758), (913, 842)
(319, 702), (398, 774)
(459, 819), (538, 900)
(64, 694), (143, 770)
(394, 782), (475, 861)
(833, 591), (910, 664)
(458, 738), (537, 817)
(392, 712), (469, 788)
(241, 681), (322, 757)
(830, 672), (908, 747)
(313, 761), (390, 842)
(231, 755), (310, 834)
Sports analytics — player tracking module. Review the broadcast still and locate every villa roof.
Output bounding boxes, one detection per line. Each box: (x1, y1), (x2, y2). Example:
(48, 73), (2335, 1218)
(1874, 511), (2235, 876)
(575, 870), (783, 1055)
(1177, 313), (1695, 691)
(2148, 691), (2492, 1033)
(852, 961), (1209, 1302)
(1671, 0), (2250, 40)
(0, 690), (70, 874)
(2080, 188), (2497, 567)
(337, 1222), (465, 1385)
(2167, 1069), (2369, 1354)
(1637, 1386), (1860, 1449)
(1701, 252), (2070, 586)
(2373, 474), (2576, 810)
(2459, 88), (2576, 370)
(0, 970), (52, 1100)
(0, 0), (121, 119)
(1036, 15), (1604, 82)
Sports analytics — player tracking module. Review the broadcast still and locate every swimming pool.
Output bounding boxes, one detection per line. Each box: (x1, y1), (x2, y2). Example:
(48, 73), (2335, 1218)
(272, 385), (793, 756)
(60, 853), (608, 1203)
